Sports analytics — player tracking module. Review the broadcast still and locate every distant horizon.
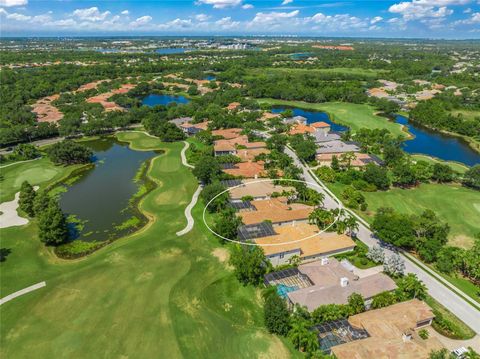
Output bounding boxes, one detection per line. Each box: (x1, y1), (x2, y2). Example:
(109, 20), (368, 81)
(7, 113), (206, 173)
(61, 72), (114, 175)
(2, 34), (480, 41)
(1, 0), (479, 39)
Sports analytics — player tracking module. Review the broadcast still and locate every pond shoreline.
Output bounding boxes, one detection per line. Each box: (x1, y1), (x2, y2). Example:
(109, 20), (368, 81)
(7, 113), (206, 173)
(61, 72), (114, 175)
(50, 136), (162, 259)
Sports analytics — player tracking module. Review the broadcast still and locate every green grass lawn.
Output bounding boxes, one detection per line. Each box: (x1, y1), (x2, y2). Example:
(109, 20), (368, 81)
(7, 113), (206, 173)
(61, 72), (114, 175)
(258, 98), (408, 138)
(0, 131), (300, 359)
(328, 182), (480, 249)
(0, 157), (84, 203)
(410, 154), (469, 174)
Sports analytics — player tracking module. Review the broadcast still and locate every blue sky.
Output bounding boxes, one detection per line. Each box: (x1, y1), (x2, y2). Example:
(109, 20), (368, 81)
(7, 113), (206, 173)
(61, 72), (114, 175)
(1, 0), (479, 38)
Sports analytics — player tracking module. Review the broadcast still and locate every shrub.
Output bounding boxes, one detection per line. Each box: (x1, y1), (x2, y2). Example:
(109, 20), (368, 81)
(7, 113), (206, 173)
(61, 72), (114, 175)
(55, 240), (107, 259)
(418, 329), (429, 339)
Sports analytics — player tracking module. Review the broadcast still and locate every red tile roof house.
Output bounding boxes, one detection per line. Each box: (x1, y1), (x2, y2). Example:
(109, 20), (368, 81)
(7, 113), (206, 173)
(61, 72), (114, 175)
(213, 135), (266, 156)
(212, 128), (243, 140)
(223, 160), (267, 178)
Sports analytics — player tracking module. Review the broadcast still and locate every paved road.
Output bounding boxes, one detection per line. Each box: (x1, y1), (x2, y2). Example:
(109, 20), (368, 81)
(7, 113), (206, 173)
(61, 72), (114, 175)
(283, 146), (480, 334)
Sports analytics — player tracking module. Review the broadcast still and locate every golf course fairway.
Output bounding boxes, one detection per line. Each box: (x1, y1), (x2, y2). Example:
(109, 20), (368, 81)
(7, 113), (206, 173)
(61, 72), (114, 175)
(0, 132), (299, 359)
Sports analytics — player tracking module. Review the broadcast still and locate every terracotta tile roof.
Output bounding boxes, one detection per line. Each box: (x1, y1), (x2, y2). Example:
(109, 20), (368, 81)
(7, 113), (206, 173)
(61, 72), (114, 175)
(227, 102), (241, 110)
(214, 136), (266, 153)
(311, 121), (331, 128)
(224, 161), (266, 178)
(255, 223), (355, 258)
(212, 128), (243, 140)
(238, 197), (313, 225)
(180, 120), (209, 131)
(261, 112), (281, 121)
(32, 94), (64, 123)
(332, 300), (444, 359)
(289, 123), (315, 135)
(236, 148), (270, 162)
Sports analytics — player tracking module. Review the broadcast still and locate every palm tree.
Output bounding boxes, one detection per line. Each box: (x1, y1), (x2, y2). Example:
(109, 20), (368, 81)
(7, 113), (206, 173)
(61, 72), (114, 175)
(309, 191), (325, 209)
(397, 273), (427, 300)
(344, 215), (359, 236)
(288, 320), (310, 350)
(308, 209), (333, 230)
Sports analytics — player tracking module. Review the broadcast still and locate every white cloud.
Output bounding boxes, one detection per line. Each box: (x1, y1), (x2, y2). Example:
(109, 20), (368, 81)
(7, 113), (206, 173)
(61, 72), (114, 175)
(251, 10), (299, 25)
(0, 8), (8, 15)
(281, 0), (293, 5)
(0, 0), (27, 7)
(195, 13), (210, 21)
(455, 11), (480, 23)
(310, 12), (369, 30)
(195, 0), (243, 9)
(121, 10), (129, 15)
(370, 16), (383, 24)
(389, 1), (453, 21)
(72, 7), (111, 22)
(6, 12), (30, 21)
(242, 3), (254, 9)
(215, 16), (240, 28)
(131, 15), (152, 26)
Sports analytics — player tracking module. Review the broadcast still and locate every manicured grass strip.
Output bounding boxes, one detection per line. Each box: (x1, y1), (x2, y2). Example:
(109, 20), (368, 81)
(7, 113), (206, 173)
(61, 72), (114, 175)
(258, 98), (408, 138)
(424, 295), (476, 340)
(411, 154), (469, 174)
(328, 182), (480, 249)
(0, 132), (299, 358)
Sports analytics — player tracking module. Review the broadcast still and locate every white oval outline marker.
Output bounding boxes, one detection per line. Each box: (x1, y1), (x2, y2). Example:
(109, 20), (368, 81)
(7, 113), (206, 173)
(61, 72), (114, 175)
(202, 178), (343, 246)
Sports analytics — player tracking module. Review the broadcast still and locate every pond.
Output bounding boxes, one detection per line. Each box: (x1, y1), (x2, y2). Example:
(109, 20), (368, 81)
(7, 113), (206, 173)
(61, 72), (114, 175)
(59, 138), (157, 242)
(142, 94), (190, 107)
(204, 75), (216, 81)
(290, 52), (312, 60)
(156, 47), (192, 54)
(395, 115), (479, 167)
(271, 106), (349, 132)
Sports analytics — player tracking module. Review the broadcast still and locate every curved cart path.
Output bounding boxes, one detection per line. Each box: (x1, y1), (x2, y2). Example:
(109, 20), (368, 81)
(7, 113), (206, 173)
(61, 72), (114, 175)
(176, 184), (202, 237)
(181, 141), (194, 169)
(0, 281), (46, 306)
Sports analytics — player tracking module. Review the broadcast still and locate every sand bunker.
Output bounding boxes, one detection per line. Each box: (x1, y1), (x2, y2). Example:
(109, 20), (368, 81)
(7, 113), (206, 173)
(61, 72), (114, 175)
(0, 186), (38, 229)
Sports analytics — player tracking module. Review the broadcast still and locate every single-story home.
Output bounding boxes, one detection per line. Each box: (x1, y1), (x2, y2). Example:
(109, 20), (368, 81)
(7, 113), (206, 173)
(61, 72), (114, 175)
(317, 152), (384, 168)
(223, 160), (266, 178)
(331, 299), (444, 359)
(316, 140), (360, 154)
(255, 223), (356, 266)
(286, 258), (397, 310)
(229, 179), (295, 200)
(238, 197), (313, 226)
(180, 121), (209, 135)
(212, 128), (243, 140)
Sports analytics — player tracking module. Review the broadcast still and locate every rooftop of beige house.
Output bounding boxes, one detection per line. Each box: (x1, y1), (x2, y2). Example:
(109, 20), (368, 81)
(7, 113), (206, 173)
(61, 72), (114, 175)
(332, 300), (444, 359)
(255, 223), (356, 258)
(236, 148), (270, 162)
(287, 259), (397, 310)
(229, 179), (295, 199)
(238, 197), (313, 225)
(212, 128), (243, 139)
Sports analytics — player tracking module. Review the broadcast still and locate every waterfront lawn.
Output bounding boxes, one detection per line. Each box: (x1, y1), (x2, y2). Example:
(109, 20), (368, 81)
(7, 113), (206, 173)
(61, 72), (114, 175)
(258, 98), (407, 138)
(328, 182), (480, 249)
(0, 157), (83, 202)
(0, 131), (299, 359)
(410, 154), (469, 174)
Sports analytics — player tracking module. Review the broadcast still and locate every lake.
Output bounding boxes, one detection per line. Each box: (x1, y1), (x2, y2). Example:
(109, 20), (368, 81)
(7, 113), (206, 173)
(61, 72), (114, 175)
(59, 138), (157, 242)
(271, 106), (349, 132)
(156, 47), (192, 54)
(395, 115), (479, 167)
(142, 94), (190, 107)
(204, 75), (216, 81)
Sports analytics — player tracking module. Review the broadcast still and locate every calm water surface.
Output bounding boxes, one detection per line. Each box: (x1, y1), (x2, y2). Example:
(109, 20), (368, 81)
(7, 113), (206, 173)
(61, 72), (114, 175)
(59, 138), (157, 241)
(142, 94), (190, 107)
(156, 48), (191, 54)
(395, 115), (479, 167)
(271, 106), (349, 132)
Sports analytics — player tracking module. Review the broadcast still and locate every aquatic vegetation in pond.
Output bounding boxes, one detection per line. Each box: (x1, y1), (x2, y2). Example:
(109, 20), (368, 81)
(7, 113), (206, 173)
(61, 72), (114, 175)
(58, 137), (157, 242)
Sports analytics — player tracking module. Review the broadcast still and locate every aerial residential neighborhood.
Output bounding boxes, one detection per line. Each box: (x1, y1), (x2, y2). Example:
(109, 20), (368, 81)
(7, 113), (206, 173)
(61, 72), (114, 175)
(1, 1), (480, 358)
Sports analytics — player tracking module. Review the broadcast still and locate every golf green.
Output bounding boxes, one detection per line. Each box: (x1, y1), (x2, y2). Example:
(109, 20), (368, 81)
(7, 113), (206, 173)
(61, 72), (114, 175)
(0, 132), (299, 358)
